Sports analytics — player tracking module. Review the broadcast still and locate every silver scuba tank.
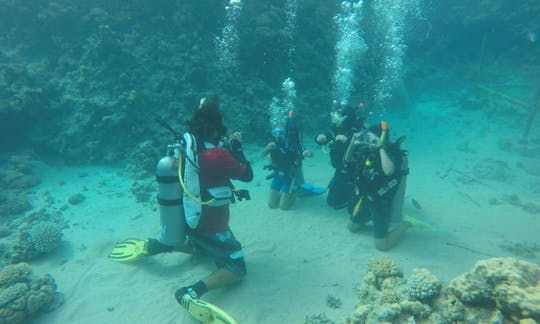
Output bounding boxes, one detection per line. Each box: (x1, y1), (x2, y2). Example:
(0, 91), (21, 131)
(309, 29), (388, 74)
(389, 155), (408, 224)
(156, 150), (186, 247)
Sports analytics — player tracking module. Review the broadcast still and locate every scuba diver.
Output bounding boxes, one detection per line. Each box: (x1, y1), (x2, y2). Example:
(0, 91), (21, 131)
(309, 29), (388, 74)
(109, 96), (252, 324)
(261, 112), (313, 210)
(314, 104), (366, 209)
(344, 121), (410, 251)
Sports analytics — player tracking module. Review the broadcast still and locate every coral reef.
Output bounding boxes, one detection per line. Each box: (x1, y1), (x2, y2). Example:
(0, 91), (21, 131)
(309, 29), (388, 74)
(0, 191), (31, 219)
(7, 222), (63, 263)
(0, 0), (539, 169)
(0, 263), (62, 324)
(406, 268), (441, 302)
(449, 258), (540, 322)
(366, 255), (403, 286)
(308, 256), (540, 323)
(0, 153), (41, 219)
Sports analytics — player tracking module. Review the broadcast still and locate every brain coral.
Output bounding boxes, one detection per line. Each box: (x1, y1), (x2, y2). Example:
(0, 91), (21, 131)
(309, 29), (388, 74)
(29, 221), (62, 254)
(0, 263), (31, 288)
(30, 222), (62, 253)
(0, 263), (60, 324)
(406, 268), (441, 302)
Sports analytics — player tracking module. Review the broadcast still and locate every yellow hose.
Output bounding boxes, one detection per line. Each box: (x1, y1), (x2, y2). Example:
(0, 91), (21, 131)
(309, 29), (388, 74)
(178, 151), (215, 206)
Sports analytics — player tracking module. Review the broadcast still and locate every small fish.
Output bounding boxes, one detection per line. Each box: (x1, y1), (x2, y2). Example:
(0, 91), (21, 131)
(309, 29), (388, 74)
(527, 31), (536, 43)
(411, 198), (422, 210)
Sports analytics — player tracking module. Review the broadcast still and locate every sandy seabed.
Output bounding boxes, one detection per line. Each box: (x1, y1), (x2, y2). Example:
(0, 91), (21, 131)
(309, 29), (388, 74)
(29, 100), (539, 324)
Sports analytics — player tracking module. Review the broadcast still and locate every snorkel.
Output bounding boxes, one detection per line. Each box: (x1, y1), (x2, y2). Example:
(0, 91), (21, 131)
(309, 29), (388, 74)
(379, 121), (388, 146)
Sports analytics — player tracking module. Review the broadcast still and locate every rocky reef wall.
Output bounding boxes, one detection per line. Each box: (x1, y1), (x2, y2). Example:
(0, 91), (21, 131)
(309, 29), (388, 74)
(1, 0), (538, 170)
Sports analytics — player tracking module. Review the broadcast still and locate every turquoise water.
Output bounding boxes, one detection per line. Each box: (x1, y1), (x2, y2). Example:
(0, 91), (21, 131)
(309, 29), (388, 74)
(1, 1), (539, 323)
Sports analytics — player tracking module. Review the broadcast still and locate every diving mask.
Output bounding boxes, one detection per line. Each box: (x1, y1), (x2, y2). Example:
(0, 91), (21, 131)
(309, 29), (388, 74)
(271, 128), (285, 140)
(331, 111), (346, 126)
(366, 132), (381, 148)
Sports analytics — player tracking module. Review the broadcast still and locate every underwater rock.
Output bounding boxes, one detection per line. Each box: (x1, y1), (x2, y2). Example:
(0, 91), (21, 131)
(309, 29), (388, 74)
(473, 158), (513, 182)
(517, 160), (540, 177)
(67, 193), (85, 205)
(522, 202), (540, 214)
(0, 170), (40, 189)
(0, 263), (61, 324)
(499, 241), (540, 260)
(326, 294), (342, 309)
(304, 313), (333, 324)
(0, 190), (31, 218)
(499, 139), (540, 158)
(0, 154), (41, 190)
(501, 194), (521, 206)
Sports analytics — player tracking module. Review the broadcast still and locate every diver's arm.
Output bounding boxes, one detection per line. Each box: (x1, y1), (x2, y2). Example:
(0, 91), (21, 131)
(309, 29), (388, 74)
(314, 130), (334, 145)
(379, 147), (395, 176)
(227, 132), (254, 182)
(260, 142), (276, 158)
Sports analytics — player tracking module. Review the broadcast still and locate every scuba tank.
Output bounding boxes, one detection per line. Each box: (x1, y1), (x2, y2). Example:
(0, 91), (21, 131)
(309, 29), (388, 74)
(377, 124), (408, 224)
(389, 154), (408, 224)
(156, 144), (186, 247)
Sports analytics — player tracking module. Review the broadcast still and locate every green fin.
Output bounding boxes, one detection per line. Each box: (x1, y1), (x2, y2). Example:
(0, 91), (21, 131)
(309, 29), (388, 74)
(108, 238), (149, 262)
(403, 214), (430, 229)
(178, 294), (238, 324)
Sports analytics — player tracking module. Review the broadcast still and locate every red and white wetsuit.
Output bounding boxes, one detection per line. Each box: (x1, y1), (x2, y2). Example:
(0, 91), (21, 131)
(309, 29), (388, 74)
(195, 147), (252, 233)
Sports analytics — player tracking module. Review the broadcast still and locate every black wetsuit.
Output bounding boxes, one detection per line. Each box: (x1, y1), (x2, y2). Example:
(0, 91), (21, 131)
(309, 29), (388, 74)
(348, 147), (403, 238)
(318, 126), (360, 209)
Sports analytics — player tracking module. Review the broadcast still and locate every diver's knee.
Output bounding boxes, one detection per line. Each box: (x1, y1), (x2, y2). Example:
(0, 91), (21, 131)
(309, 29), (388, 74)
(374, 238), (391, 252)
(347, 221), (362, 233)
